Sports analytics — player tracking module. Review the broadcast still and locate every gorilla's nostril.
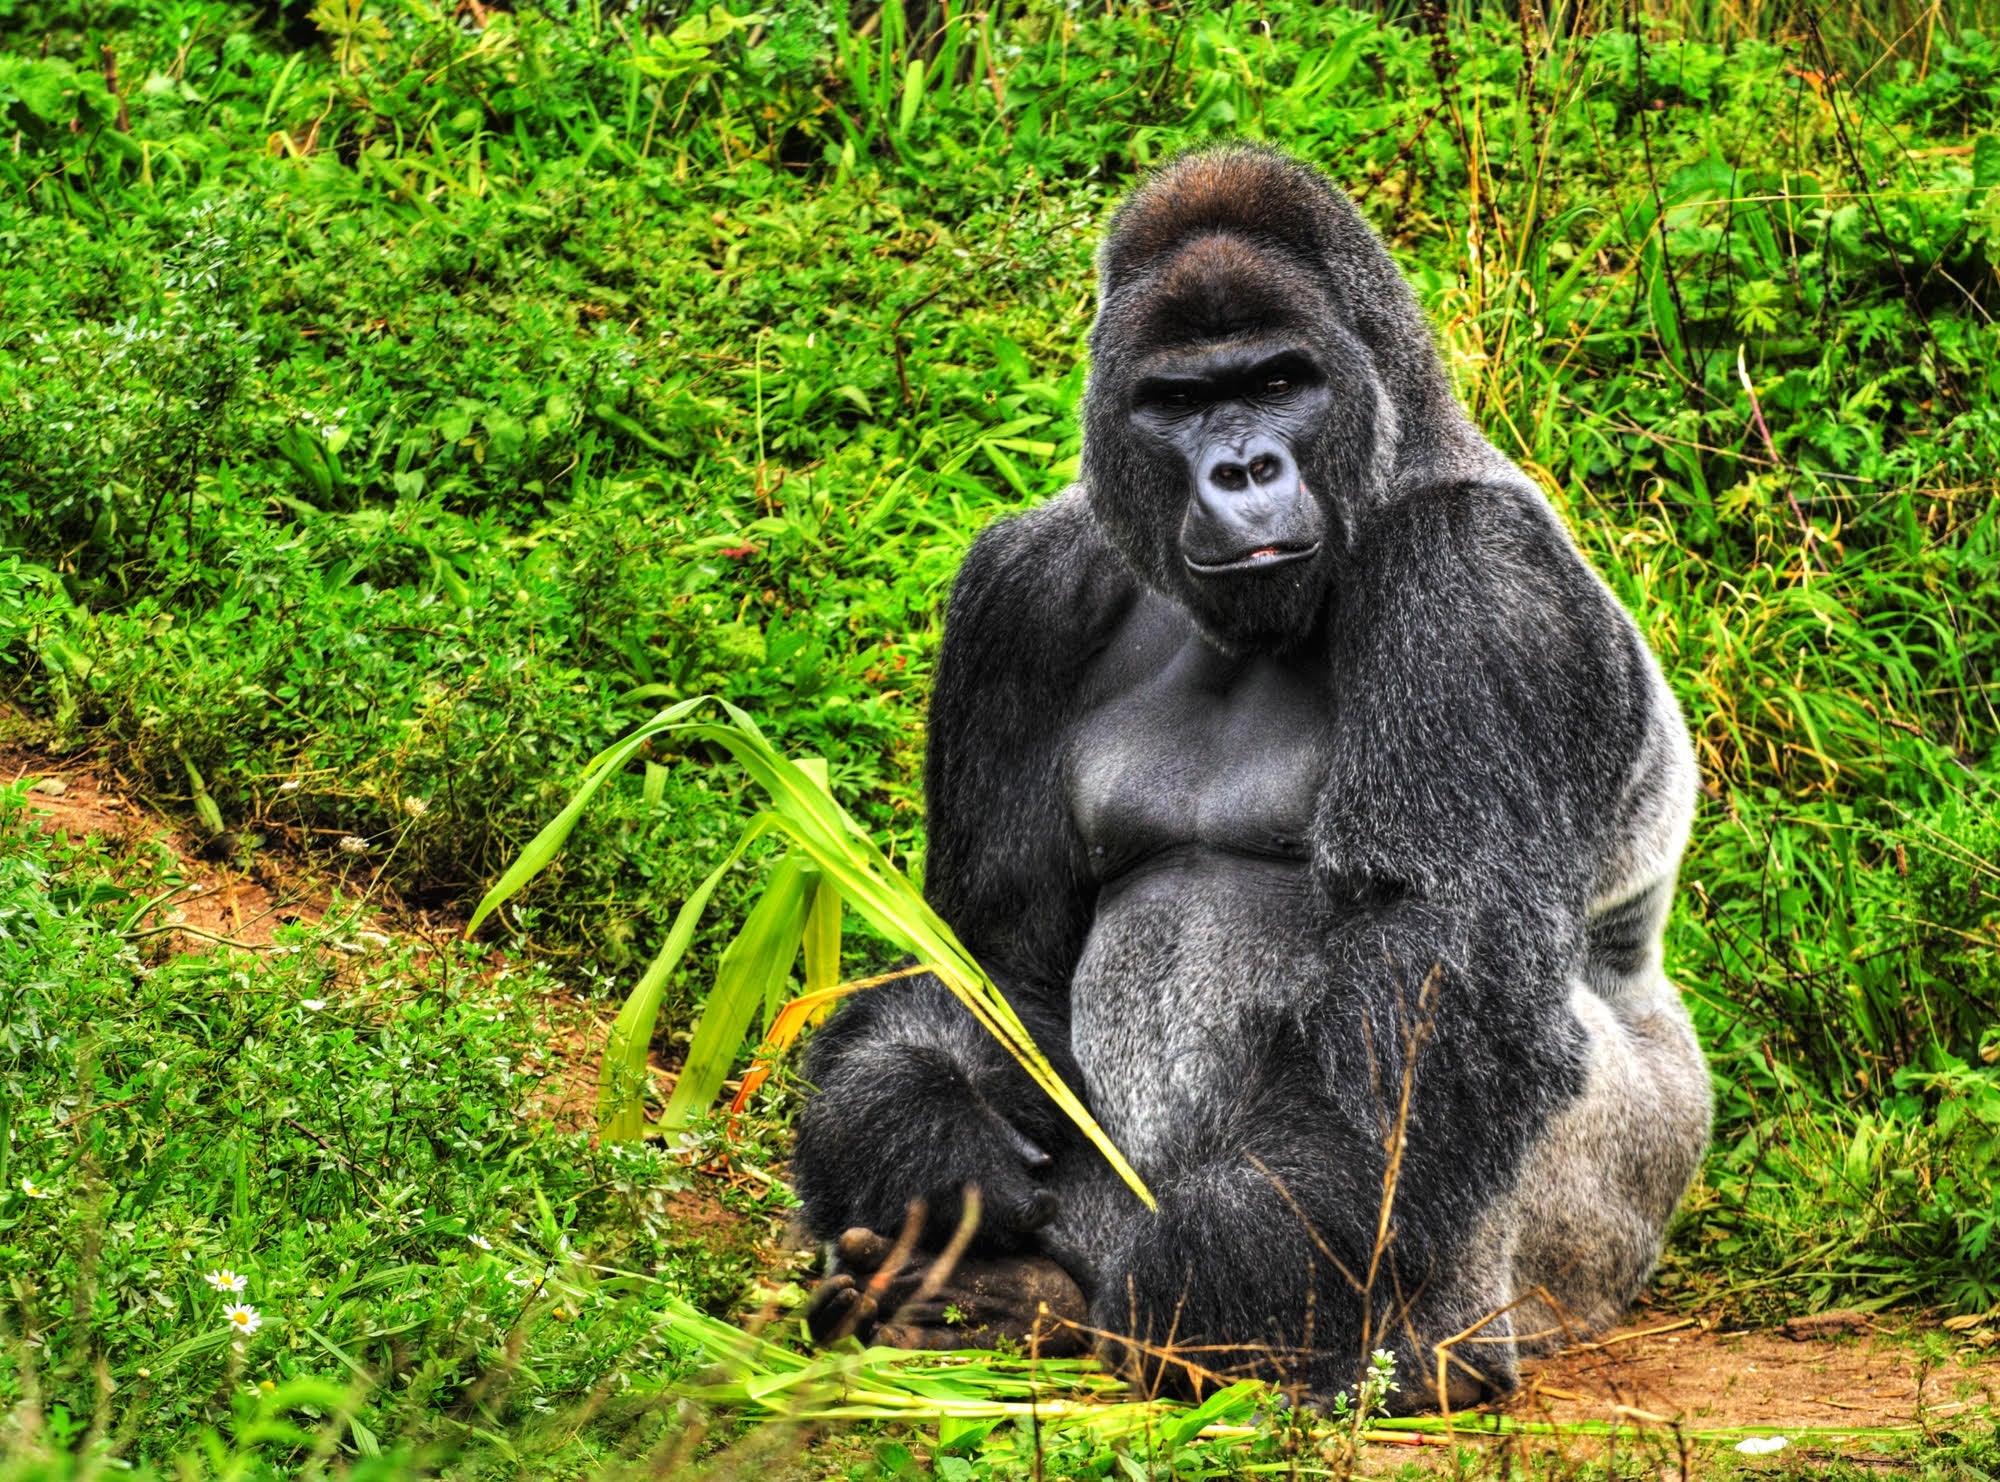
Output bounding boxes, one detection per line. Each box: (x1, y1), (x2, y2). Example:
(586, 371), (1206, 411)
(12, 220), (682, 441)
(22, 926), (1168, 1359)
(1211, 463), (1247, 491)
(1249, 455), (1280, 483)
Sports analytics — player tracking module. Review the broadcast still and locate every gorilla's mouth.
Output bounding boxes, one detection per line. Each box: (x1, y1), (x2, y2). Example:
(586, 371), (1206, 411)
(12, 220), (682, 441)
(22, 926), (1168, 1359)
(1184, 541), (1321, 576)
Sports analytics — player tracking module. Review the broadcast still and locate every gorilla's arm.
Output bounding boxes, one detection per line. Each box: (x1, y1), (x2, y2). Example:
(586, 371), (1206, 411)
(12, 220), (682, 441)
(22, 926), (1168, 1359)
(1098, 482), (1660, 1401)
(791, 495), (1138, 1252)
(1311, 482), (1654, 1191)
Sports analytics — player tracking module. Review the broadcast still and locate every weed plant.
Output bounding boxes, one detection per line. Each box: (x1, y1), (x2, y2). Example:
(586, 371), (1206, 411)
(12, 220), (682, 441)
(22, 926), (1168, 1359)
(1, 0), (1998, 1473)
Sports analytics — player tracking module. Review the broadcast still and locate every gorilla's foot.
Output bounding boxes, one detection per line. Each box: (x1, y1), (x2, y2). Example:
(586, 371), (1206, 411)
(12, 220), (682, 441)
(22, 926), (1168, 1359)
(807, 1227), (1089, 1355)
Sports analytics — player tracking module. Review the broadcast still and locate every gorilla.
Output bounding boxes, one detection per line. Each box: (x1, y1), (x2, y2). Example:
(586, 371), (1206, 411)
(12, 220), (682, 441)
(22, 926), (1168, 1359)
(789, 146), (1711, 1411)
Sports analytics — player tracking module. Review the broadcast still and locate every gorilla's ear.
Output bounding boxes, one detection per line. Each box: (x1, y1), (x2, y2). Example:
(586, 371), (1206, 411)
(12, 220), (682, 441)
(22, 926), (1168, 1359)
(1097, 146), (1346, 298)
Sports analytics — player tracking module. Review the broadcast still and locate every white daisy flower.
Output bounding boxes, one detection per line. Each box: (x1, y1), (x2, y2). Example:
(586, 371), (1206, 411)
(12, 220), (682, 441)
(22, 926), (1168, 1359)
(467, 1234), (493, 1250)
(19, 1177), (53, 1199)
(224, 1303), (262, 1335)
(203, 1269), (249, 1293)
(300, 1000), (327, 1012)
(337, 835), (369, 855)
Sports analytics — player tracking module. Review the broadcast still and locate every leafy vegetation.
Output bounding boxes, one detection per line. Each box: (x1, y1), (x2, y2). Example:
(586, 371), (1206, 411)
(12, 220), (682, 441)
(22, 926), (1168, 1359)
(2, 0), (1998, 1473)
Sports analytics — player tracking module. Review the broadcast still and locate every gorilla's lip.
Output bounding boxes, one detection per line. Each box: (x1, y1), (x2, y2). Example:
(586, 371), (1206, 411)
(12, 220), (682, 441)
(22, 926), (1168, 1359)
(1183, 541), (1322, 576)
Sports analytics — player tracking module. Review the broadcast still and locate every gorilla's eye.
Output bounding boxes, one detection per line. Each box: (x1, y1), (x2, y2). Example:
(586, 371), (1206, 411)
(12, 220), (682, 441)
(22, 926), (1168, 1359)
(1162, 389), (1194, 408)
(1264, 377), (1291, 395)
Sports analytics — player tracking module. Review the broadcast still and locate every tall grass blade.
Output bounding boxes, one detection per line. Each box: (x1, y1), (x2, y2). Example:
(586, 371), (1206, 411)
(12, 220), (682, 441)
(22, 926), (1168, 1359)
(465, 694), (708, 935)
(596, 814), (782, 1140)
(656, 855), (813, 1133)
(796, 757), (844, 1002)
(479, 696), (1156, 1207)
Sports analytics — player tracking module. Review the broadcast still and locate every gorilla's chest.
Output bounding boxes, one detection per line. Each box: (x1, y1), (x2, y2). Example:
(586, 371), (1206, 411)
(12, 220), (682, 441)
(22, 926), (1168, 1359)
(1066, 597), (1334, 879)
(1063, 598), (1336, 1161)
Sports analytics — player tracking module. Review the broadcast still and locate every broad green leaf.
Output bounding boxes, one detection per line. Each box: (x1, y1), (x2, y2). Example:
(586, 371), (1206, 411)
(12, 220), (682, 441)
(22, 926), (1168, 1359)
(898, 57), (925, 134)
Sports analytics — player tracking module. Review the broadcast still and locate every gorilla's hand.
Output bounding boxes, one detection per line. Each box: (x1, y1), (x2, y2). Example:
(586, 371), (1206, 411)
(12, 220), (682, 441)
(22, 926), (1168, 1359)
(790, 1044), (1064, 1251)
(807, 1227), (1089, 1355)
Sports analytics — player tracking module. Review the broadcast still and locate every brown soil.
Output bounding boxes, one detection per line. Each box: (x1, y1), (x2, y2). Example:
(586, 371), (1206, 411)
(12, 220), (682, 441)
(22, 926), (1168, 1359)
(0, 745), (486, 950)
(8, 748), (336, 947)
(1507, 1312), (1996, 1433)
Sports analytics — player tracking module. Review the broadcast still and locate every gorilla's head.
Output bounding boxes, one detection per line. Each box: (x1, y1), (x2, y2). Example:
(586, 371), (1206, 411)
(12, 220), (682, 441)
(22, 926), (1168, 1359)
(1081, 146), (1466, 652)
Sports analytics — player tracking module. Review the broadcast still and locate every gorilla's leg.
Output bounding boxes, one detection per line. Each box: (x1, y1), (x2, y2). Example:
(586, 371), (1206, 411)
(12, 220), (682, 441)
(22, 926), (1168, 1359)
(1506, 975), (1711, 1352)
(1087, 1099), (1520, 1413)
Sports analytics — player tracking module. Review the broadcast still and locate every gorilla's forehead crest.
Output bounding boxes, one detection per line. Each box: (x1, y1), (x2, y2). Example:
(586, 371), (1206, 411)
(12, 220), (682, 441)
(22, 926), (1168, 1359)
(1097, 147), (1347, 298)
(1088, 144), (1470, 491)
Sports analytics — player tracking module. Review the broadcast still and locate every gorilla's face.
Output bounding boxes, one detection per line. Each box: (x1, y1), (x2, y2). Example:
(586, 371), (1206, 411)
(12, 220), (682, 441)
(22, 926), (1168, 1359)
(1083, 236), (1384, 654)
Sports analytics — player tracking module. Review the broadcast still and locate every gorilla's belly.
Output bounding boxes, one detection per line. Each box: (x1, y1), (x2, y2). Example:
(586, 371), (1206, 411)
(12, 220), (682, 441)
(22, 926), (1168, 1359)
(1069, 851), (1321, 1172)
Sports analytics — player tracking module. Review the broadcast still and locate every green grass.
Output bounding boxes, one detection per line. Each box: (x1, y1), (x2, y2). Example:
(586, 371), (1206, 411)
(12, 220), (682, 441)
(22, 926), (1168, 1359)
(2, 0), (1998, 1473)
(0, 787), (791, 1476)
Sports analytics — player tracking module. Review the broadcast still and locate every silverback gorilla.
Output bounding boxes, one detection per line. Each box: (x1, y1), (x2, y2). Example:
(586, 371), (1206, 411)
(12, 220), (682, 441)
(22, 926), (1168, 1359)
(790, 146), (1712, 1411)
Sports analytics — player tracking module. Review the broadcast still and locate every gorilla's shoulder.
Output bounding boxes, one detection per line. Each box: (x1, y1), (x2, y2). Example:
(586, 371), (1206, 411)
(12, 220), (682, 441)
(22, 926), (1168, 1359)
(948, 490), (1140, 652)
(1356, 479), (1626, 642)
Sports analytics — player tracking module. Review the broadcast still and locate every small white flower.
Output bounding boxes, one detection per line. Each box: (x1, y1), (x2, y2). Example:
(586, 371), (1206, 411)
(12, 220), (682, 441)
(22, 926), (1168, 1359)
(467, 1234), (493, 1250)
(224, 1303), (262, 1335)
(300, 999), (327, 1012)
(19, 1177), (52, 1199)
(338, 835), (368, 855)
(1735, 1436), (1788, 1455)
(402, 796), (428, 817)
(504, 1268), (540, 1288)
(204, 1269), (249, 1293)
(278, 779), (301, 793)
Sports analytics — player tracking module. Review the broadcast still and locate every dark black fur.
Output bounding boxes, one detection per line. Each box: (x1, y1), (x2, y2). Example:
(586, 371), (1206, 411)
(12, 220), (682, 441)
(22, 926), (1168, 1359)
(791, 146), (1696, 1408)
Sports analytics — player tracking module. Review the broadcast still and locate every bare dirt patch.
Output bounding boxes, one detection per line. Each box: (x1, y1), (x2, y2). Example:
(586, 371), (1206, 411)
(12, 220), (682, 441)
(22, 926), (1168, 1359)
(1509, 1312), (1995, 1432)
(10, 751), (320, 948)
(3, 745), (463, 950)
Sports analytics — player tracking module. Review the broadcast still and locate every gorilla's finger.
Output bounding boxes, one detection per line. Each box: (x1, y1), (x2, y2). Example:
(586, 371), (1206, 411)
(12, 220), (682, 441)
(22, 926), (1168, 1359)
(988, 1114), (1053, 1171)
(834, 1227), (897, 1273)
(806, 1277), (878, 1345)
(804, 1271), (855, 1334)
(1018, 1186), (1059, 1231)
(979, 1179), (1058, 1237)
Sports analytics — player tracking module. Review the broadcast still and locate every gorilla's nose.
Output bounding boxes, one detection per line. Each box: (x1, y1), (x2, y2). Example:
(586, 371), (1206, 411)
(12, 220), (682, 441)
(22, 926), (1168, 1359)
(1200, 440), (1293, 497)
(1183, 438), (1324, 573)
